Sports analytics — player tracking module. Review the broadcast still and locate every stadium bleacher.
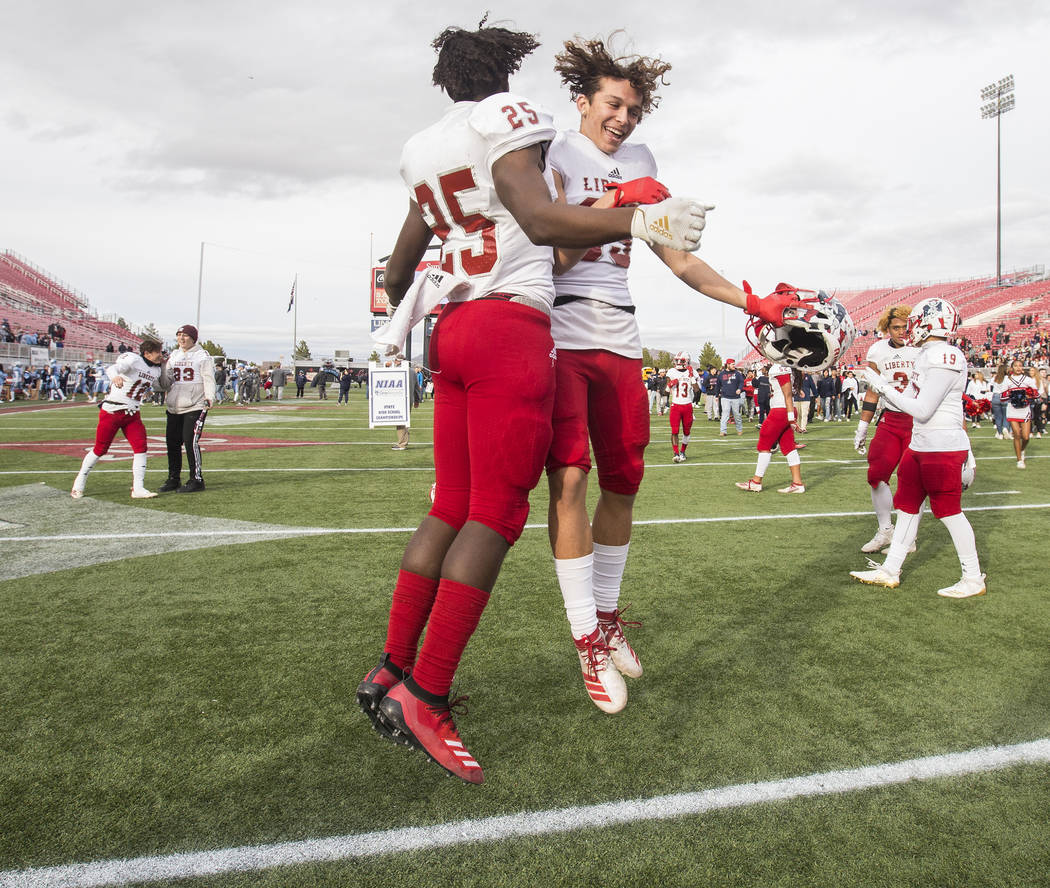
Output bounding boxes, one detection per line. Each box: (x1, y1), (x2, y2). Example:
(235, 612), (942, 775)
(0, 250), (142, 357)
(741, 272), (1049, 368)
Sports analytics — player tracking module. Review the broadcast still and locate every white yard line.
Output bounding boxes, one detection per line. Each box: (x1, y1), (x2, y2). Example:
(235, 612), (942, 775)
(3, 502), (1049, 542)
(2, 737), (1047, 888)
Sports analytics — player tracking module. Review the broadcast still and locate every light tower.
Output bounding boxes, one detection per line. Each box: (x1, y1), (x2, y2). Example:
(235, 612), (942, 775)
(980, 75), (1015, 288)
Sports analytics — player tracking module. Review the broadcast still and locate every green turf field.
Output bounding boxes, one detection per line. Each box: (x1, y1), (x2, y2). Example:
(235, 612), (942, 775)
(1, 394), (1048, 888)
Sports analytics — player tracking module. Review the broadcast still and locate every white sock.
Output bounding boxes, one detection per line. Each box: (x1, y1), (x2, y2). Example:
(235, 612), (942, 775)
(883, 511), (920, 575)
(681, 434), (690, 449)
(940, 512), (982, 578)
(592, 542), (629, 613)
(755, 451), (772, 478)
(554, 554), (597, 638)
(132, 453), (148, 491)
(74, 451), (101, 491)
(871, 482), (893, 532)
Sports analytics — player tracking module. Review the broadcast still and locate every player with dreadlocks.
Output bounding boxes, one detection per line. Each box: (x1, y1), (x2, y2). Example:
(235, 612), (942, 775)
(356, 19), (712, 784)
(542, 35), (805, 713)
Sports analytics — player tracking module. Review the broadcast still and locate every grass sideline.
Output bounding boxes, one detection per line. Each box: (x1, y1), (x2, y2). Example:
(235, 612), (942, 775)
(1, 396), (1048, 887)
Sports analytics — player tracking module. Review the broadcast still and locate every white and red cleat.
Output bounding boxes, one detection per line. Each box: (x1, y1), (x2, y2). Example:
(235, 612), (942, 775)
(778, 482), (806, 494)
(735, 479), (762, 492)
(573, 627), (627, 714)
(377, 679), (484, 784)
(597, 607), (642, 678)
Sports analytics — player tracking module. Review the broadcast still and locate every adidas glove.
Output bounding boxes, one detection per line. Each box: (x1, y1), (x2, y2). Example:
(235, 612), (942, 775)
(853, 420), (870, 455)
(605, 176), (670, 207)
(631, 198), (713, 252)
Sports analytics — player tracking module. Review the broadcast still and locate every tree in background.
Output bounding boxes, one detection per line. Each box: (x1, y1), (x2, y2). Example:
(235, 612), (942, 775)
(654, 349), (673, 369)
(116, 317), (129, 330)
(368, 350), (380, 363)
(698, 342), (722, 370)
(293, 340), (312, 360)
(143, 322), (161, 340)
(200, 340), (226, 357)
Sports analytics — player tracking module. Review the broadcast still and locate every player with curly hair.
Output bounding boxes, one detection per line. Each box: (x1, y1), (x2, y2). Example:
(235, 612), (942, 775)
(356, 19), (714, 784)
(542, 34), (803, 714)
(852, 305), (919, 554)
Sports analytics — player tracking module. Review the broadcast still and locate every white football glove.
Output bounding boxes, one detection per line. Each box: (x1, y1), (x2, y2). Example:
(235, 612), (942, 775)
(853, 419), (870, 455)
(961, 449), (976, 490)
(631, 198), (714, 252)
(861, 367), (888, 396)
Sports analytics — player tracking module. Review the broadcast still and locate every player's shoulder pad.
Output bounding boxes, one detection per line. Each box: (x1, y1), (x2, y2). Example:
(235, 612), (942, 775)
(865, 339), (885, 362)
(469, 92), (556, 154)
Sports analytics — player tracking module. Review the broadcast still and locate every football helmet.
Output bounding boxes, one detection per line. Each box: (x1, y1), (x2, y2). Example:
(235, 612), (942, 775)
(907, 298), (960, 346)
(746, 289), (855, 372)
(674, 351), (690, 370)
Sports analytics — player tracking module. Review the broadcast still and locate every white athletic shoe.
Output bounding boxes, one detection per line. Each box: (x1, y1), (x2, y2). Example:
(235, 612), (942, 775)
(131, 488), (158, 499)
(778, 482), (806, 494)
(598, 608), (642, 679)
(937, 574), (987, 599)
(861, 529), (894, 553)
(573, 628), (627, 714)
(70, 487), (84, 499)
(735, 479), (762, 492)
(1017, 459), (1026, 469)
(850, 561), (901, 588)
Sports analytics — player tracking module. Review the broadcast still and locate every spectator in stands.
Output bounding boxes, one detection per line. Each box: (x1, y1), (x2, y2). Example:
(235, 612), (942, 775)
(22, 331), (38, 346)
(1, 319), (12, 342)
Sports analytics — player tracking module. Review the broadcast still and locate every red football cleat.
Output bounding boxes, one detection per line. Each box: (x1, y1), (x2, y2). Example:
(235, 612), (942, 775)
(357, 654), (405, 737)
(377, 680), (484, 784)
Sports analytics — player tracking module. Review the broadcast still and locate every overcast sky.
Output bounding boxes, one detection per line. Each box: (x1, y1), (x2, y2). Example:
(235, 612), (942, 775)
(2, 0), (1047, 363)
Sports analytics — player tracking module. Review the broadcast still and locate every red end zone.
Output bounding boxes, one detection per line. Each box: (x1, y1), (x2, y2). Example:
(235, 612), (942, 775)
(4, 436), (329, 461)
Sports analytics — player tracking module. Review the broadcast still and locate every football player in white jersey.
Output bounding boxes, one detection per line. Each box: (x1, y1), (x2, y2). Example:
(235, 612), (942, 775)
(357, 20), (714, 783)
(156, 324), (215, 493)
(735, 363), (806, 493)
(1001, 358), (1037, 468)
(852, 298), (985, 598)
(853, 306), (920, 553)
(541, 36), (806, 714)
(71, 338), (165, 500)
(665, 351), (698, 463)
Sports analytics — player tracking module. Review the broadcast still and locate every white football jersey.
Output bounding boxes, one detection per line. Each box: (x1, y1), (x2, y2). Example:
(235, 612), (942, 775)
(907, 341), (968, 452)
(399, 93), (557, 308)
(768, 364), (792, 409)
(104, 353), (161, 414)
(865, 339), (919, 412)
(666, 366), (696, 405)
(548, 129), (657, 356)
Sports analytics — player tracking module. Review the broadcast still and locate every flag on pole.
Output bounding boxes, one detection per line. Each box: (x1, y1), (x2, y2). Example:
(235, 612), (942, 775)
(288, 277), (296, 312)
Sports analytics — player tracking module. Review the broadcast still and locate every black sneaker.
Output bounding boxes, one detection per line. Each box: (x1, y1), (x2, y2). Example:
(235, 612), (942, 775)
(357, 654), (405, 735)
(177, 478), (205, 493)
(159, 477), (181, 492)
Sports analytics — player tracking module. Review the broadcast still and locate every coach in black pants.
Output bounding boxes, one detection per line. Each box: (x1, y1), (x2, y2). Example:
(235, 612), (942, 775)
(156, 324), (216, 493)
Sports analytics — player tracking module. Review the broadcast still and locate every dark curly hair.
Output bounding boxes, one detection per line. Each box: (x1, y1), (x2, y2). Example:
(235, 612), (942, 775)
(554, 34), (671, 117)
(431, 15), (541, 101)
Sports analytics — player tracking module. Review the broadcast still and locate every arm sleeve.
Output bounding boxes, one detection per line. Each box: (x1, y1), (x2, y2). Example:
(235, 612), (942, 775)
(878, 366), (961, 422)
(202, 355), (216, 402)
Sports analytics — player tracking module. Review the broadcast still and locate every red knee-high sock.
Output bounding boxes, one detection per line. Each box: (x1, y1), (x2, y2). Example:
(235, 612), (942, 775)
(410, 578), (490, 698)
(383, 569), (439, 672)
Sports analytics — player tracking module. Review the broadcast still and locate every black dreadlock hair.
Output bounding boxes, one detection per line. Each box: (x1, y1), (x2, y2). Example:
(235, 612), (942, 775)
(554, 34), (671, 117)
(431, 14), (540, 101)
